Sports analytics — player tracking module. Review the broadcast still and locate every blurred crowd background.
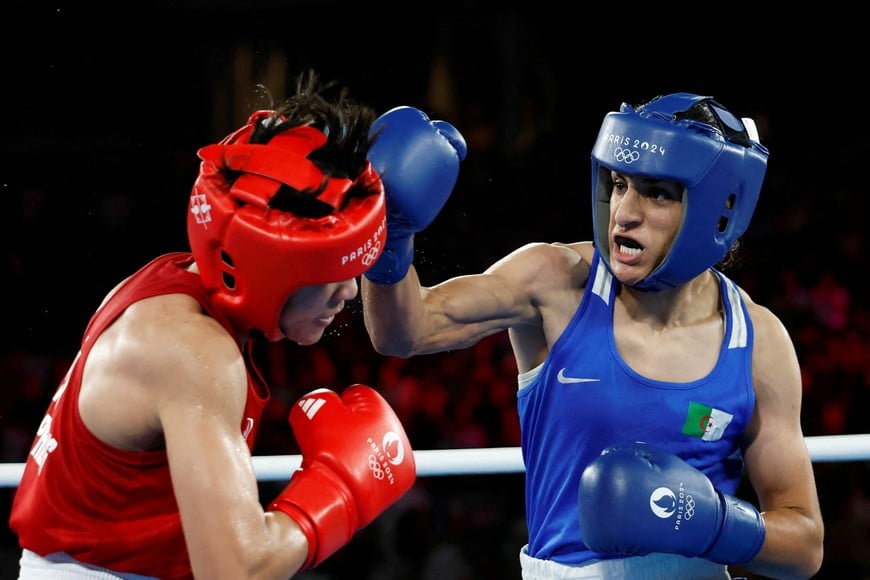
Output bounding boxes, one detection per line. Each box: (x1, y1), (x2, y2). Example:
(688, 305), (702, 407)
(1, 3), (867, 578)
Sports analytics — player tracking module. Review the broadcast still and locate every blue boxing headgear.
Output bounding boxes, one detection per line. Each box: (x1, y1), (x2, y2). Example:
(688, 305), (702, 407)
(590, 93), (769, 291)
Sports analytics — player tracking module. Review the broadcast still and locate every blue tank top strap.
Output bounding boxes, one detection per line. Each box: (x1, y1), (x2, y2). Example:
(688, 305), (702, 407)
(713, 268), (752, 351)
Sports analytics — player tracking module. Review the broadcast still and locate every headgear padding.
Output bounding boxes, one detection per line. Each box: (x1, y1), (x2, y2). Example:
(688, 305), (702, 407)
(590, 93), (769, 291)
(188, 111), (386, 341)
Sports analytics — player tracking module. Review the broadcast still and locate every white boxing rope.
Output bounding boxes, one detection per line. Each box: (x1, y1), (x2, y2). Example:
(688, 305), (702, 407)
(1, 434), (869, 487)
(254, 446), (527, 480)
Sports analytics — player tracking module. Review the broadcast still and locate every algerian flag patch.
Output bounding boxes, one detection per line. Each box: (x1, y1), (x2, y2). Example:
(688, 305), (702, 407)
(682, 402), (733, 441)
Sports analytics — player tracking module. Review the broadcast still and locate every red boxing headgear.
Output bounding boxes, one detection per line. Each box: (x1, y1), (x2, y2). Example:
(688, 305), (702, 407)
(187, 111), (386, 341)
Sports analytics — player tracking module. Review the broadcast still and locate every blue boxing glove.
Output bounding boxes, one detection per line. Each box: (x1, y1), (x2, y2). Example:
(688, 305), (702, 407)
(364, 106), (467, 285)
(578, 441), (765, 565)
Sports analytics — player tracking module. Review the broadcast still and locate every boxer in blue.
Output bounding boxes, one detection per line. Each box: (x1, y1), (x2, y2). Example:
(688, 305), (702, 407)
(362, 94), (824, 579)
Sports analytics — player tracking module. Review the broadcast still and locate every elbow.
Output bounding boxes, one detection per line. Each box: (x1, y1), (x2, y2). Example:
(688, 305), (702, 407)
(784, 545), (824, 580)
(363, 319), (414, 358)
(801, 517), (825, 578)
(368, 333), (416, 359)
(786, 549), (824, 580)
(802, 532), (824, 579)
(371, 342), (408, 358)
(745, 512), (824, 579)
(772, 519), (825, 579)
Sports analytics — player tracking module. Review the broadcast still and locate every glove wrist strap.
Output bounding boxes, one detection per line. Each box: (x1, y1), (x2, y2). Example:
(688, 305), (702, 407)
(268, 465), (358, 569)
(364, 234), (414, 285)
(703, 493), (766, 564)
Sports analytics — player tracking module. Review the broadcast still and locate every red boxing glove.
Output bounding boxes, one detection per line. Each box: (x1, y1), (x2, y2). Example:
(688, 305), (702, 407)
(268, 385), (416, 569)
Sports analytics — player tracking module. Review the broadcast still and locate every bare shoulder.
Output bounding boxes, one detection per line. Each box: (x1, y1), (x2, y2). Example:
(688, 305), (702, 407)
(491, 241), (592, 371)
(493, 241), (592, 286)
(546, 241), (593, 287)
(738, 287), (793, 349)
(554, 240), (595, 264)
(120, 294), (244, 398)
(518, 240), (591, 262)
(81, 293), (246, 449)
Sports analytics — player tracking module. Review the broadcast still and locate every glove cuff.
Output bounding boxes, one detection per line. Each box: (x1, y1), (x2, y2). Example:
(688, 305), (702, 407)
(703, 493), (766, 564)
(268, 465), (358, 569)
(363, 234), (414, 285)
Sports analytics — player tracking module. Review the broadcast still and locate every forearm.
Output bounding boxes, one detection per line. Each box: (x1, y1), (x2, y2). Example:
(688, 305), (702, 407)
(183, 499), (309, 579)
(362, 266), (428, 356)
(262, 511), (310, 578)
(742, 508), (824, 580)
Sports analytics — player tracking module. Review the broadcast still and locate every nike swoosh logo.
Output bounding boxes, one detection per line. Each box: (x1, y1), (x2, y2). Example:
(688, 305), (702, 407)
(557, 368), (601, 384)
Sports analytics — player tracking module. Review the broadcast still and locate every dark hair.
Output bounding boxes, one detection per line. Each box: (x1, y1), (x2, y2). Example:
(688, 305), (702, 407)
(717, 238), (742, 272)
(684, 99), (748, 273)
(250, 70), (379, 218)
(645, 95), (751, 273)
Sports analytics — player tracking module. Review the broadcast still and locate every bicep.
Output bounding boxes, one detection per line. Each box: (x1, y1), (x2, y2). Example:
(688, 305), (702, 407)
(742, 310), (821, 516)
(417, 270), (536, 351)
(417, 242), (588, 353)
(364, 246), (544, 356)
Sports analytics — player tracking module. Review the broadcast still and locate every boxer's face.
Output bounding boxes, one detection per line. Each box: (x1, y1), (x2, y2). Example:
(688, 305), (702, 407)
(606, 171), (683, 287)
(278, 278), (359, 345)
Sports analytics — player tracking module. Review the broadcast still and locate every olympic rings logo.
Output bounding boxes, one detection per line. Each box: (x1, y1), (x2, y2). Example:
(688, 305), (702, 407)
(684, 495), (696, 520)
(361, 241), (382, 266)
(613, 147), (640, 164)
(368, 454), (385, 480)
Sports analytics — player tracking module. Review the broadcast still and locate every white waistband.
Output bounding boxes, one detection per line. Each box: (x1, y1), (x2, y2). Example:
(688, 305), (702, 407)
(18, 550), (158, 580)
(519, 545), (732, 580)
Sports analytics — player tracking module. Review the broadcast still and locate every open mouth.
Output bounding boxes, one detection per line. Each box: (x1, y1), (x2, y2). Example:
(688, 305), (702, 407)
(614, 235), (642, 256)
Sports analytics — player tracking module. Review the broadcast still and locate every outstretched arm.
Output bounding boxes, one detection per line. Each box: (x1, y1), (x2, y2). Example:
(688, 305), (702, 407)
(363, 241), (588, 361)
(361, 105), (534, 357)
(363, 259), (526, 357)
(360, 107), (593, 362)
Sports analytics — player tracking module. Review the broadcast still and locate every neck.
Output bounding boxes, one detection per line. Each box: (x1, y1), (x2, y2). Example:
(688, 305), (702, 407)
(620, 271), (719, 328)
